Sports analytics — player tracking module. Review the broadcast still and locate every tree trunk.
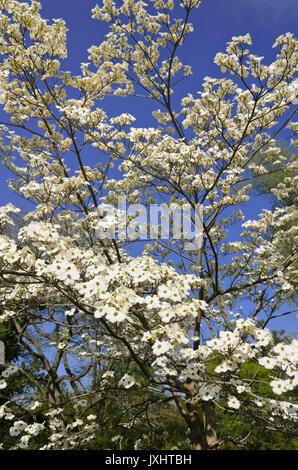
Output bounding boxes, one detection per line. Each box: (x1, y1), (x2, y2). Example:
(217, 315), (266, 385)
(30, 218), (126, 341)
(202, 402), (218, 449)
(186, 403), (205, 450)
(189, 421), (204, 450)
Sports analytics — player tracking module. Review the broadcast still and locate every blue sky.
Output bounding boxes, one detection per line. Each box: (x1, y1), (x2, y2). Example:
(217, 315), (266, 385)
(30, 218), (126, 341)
(0, 0), (297, 333)
(36, 0), (298, 70)
(1, 0), (297, 206)
(37, 0), (298, 79)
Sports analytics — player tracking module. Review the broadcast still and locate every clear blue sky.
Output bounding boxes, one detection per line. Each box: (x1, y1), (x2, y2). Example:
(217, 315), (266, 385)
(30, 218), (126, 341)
(1, 0), (297, 205)
(37, 0), (298, 74)
(38, 0), (298, 81)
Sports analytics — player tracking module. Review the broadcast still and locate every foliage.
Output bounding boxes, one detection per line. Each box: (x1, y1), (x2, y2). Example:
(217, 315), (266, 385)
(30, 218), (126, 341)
(0, 0), (297, 450)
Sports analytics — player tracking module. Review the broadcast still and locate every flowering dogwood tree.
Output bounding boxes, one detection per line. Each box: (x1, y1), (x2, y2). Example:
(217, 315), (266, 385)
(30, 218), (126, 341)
(0, 0), (297, 450)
